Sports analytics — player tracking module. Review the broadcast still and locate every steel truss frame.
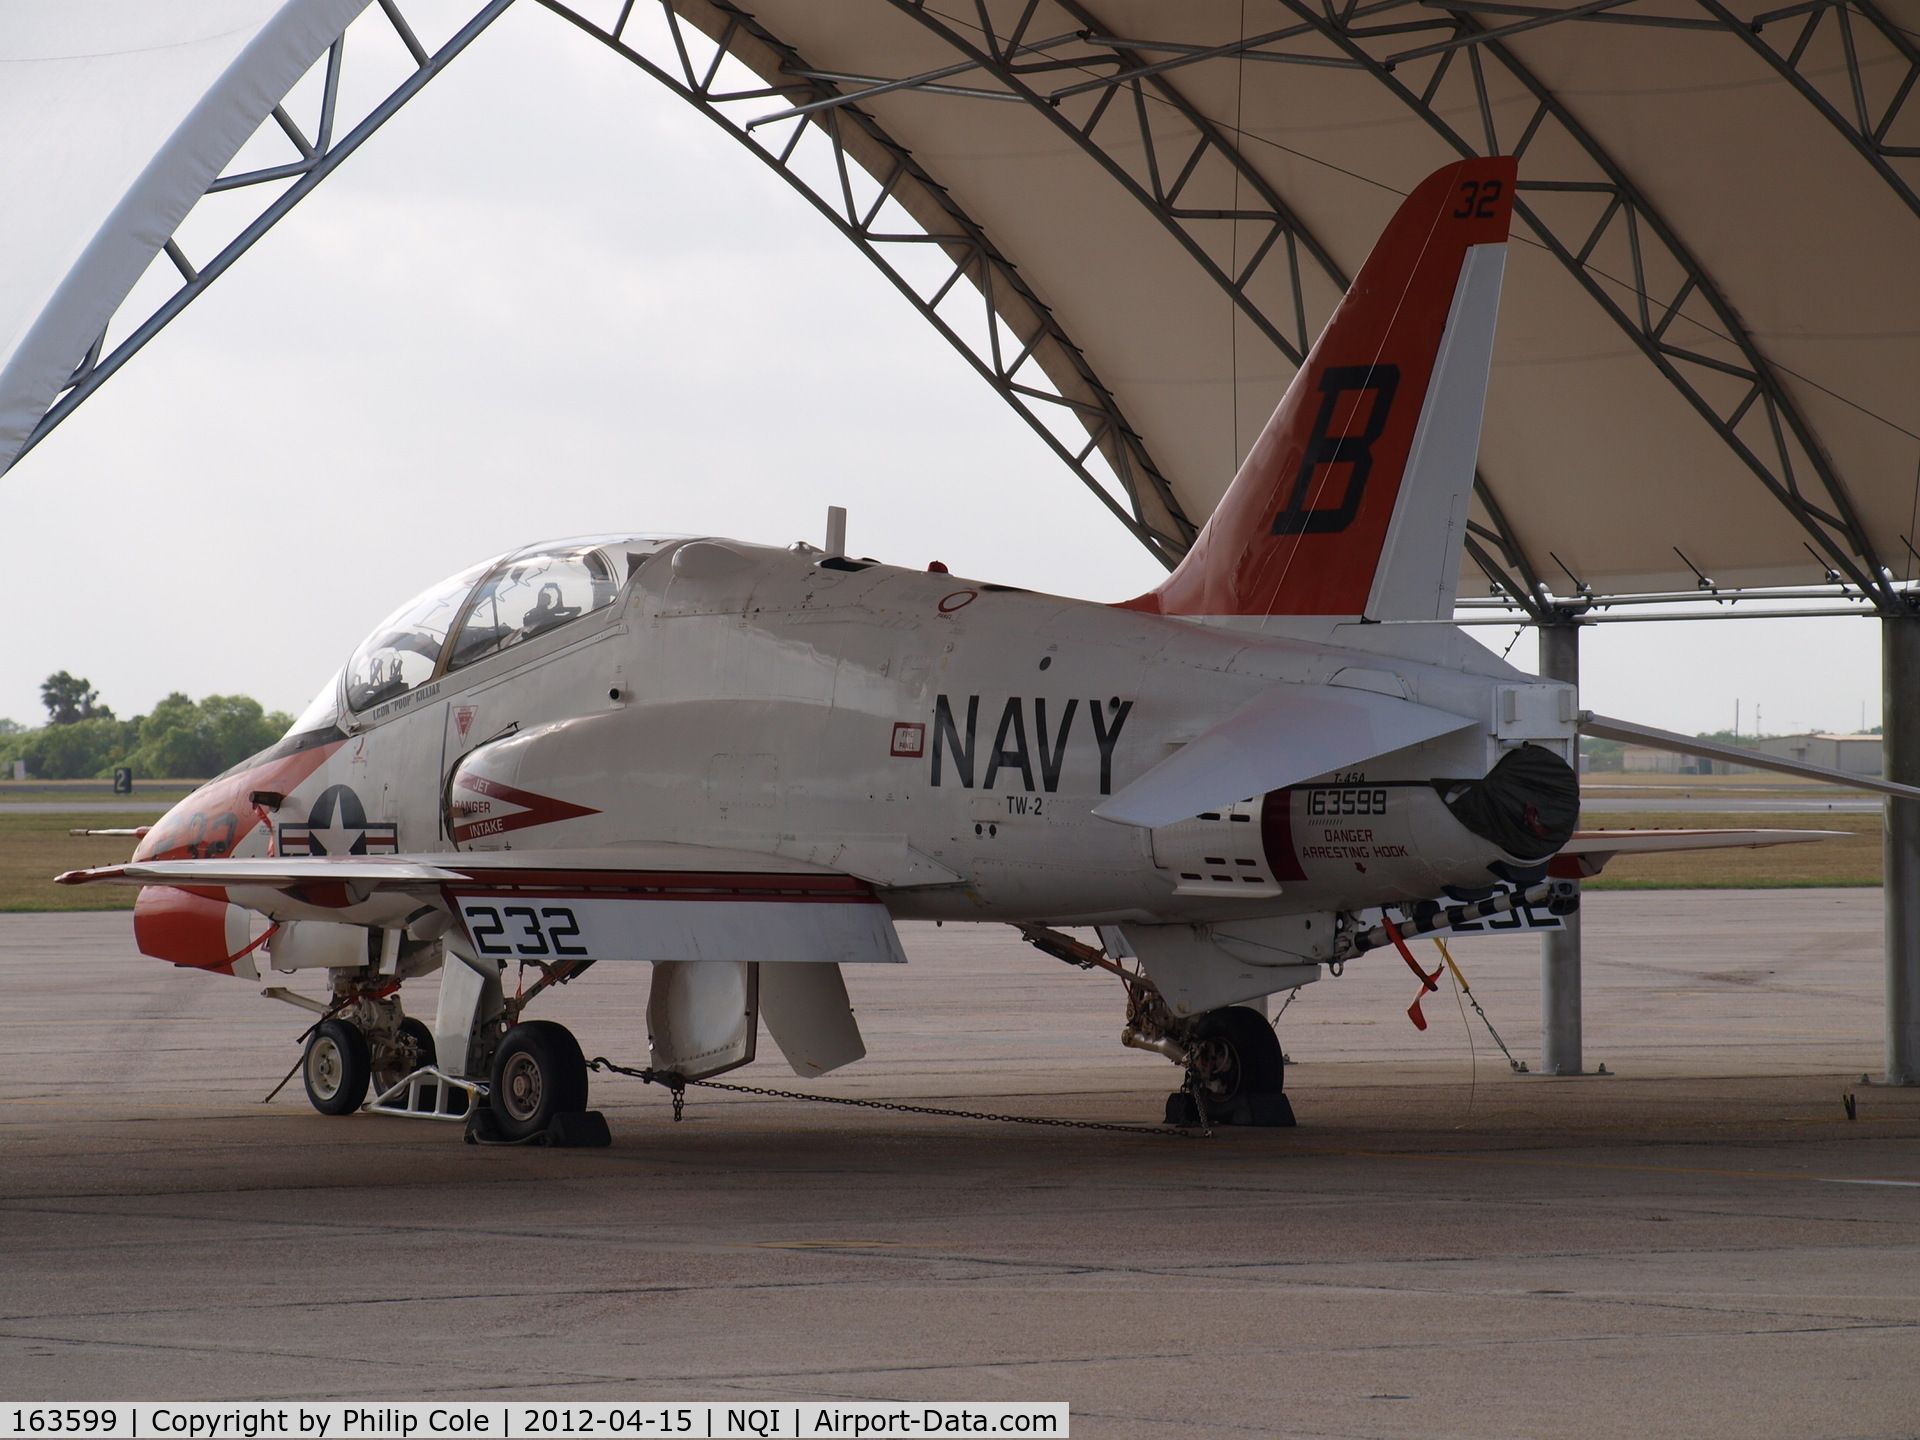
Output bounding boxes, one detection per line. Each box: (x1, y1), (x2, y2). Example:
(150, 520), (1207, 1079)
(856, 0), (1904, 614)
(9, 0), (517, 476)
(1706, 0), (1920, 224)
(536, 0), (1198, 565)
(1264, 0), (1899, 612)
(631, 0), (1559, 615)
(13, 0), (1918, 615)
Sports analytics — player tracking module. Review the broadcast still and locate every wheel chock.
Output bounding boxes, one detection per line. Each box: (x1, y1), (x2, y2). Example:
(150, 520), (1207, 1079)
(547, 1110), (612, 1147)
(1163, 1090), (1296, 1128)
(465, 1108), (612, 1147)
(1236, 1092), (1296, 1127)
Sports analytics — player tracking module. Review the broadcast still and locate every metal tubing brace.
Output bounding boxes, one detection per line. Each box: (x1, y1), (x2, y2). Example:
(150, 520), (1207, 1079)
(366, 1065), (484, 1121)
(10, 0), (516, 476)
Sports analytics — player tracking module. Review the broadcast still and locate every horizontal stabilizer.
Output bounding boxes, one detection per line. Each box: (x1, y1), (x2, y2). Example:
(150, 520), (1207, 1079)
(1561, 828), (1844, 857)
(1555, 826), (1844, 878)
(1581, 713), (1919, 801)
(1093, 683), (1477, 828)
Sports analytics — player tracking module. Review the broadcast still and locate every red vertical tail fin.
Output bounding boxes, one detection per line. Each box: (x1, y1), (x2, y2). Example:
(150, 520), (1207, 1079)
(1127, 157), (1515, 621)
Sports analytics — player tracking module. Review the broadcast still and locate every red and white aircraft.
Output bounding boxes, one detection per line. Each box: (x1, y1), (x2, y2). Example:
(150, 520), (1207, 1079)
(61, 160), (1866, 1138)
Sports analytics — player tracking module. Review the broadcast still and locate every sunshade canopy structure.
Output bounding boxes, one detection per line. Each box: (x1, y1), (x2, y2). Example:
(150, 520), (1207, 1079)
(5, 0), (1920, 619)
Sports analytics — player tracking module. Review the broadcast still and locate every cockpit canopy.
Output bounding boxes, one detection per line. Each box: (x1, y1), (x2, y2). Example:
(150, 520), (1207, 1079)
(342, 536), (673, 715)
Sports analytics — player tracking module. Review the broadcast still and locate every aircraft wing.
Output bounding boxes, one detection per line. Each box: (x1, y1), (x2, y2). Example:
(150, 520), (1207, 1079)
(57, 842), (835, 890)
(58, 844), (909, 965)
(1093, 682), (1478, 828)
(62, 856), (466, 889)
(1552, 827), (1845, 878)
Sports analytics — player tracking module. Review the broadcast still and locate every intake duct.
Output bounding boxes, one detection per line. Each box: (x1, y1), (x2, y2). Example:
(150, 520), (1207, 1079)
(1432, 743), (1579, 861)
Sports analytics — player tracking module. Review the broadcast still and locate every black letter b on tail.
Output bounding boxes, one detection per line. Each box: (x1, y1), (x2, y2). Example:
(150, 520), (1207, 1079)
(1272, 364), (1399, 535)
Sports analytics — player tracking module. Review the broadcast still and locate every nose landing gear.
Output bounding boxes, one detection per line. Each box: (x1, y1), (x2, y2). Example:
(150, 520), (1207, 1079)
(300, 992), (439, 1118)
(303, 1018), (371, 1115)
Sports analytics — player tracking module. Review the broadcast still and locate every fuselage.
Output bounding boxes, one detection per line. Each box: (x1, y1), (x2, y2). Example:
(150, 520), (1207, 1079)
(135, 534), (1577, 945)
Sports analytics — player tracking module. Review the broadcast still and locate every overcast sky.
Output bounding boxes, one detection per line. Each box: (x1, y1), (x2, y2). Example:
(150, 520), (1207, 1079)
(0, 1), (1883, 737)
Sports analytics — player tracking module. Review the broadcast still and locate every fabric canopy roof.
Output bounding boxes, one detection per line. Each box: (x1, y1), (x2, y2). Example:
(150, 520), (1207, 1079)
(648, 0), (1920, 602)
(6, 0), (1918, 606)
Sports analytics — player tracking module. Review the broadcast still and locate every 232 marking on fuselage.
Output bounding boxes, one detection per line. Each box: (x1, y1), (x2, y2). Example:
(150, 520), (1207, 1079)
(461, 902), (588, 957)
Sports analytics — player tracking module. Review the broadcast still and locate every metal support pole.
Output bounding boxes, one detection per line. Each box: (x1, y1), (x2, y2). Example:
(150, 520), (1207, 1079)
(1538, 620), (1584, 1075)
(1883, 616), (1920, 1084)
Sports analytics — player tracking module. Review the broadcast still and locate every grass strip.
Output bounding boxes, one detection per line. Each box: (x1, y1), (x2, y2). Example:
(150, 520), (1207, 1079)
(1580, 810), (1879, 889)
(0, 813), (147, 911)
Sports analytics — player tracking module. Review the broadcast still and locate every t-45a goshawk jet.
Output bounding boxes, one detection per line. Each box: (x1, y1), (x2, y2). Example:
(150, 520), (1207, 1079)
(62, 159), (1876, 1140)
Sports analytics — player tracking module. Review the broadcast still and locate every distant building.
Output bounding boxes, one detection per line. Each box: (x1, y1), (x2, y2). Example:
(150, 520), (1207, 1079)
(1620, 745), (1718, 774)
(1752, 732), (1883, 776)
(1612, 733), (1882, 778)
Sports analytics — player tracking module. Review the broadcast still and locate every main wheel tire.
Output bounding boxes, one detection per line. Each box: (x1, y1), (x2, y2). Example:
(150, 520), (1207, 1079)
(304, 1018), (372, 1116)
(398, 1017), (437, 1070)
(1186, 1006), (1285, 1108)
(489, 1020), (589, 1141)
(372, 1017), (439, 1099)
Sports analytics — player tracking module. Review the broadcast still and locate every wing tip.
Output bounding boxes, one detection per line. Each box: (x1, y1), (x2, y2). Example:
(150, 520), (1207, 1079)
(55, 865), (126, 886)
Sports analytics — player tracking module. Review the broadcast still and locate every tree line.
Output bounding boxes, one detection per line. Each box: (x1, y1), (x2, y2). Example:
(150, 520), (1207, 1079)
(0, 672), (294, 780)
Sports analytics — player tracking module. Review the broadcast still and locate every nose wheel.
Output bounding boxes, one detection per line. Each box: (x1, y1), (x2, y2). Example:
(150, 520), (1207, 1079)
(303, 1019), (372, 1116)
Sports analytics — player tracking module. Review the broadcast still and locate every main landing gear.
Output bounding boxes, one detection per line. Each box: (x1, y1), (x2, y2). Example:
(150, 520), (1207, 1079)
(1164, 1005), (1295, 1129)
(1015, 924), (1297, 1128)
(293, 950), (607, 1145)
(470, 1019), (607, 1146)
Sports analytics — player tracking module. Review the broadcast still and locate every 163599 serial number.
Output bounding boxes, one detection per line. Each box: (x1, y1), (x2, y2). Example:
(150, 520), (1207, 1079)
(9, 1415), (117, 1435)
(1304, 786), (1390, 817)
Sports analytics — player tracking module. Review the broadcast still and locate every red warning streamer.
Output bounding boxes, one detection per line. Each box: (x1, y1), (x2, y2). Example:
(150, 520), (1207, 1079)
(1381, 916), (1444, 1031)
